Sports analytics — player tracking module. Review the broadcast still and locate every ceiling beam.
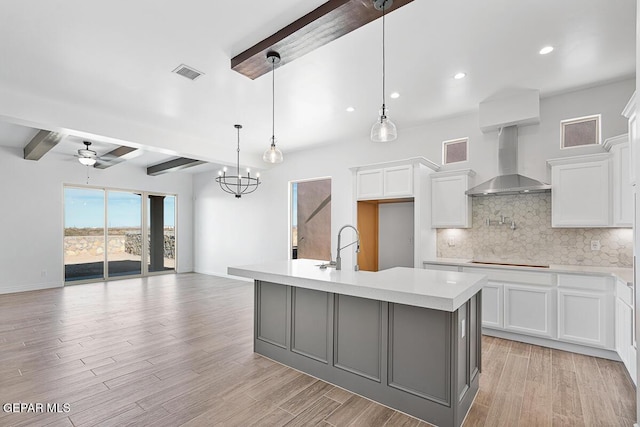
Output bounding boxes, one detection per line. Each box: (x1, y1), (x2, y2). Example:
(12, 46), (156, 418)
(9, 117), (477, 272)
(94, 146), (139, 169)
(147, 157), (205, 176)
(231, 0), (414, 79)
(23, 130), (66, 160)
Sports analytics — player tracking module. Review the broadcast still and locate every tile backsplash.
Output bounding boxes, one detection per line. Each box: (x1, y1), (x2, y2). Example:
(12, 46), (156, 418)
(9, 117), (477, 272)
(436, 193), (633, 267)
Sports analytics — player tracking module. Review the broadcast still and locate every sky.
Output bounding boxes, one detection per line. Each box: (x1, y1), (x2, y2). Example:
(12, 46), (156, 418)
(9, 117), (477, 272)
(64, 188), (175, 228)
(292, 182), (297, 227)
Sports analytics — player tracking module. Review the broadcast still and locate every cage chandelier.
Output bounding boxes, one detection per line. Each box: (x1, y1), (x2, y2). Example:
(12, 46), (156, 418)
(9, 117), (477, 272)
(216, 124), (260, 198)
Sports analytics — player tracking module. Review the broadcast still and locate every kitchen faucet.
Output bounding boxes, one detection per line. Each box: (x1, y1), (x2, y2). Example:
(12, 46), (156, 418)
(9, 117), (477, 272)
(335, 225), (360, 271)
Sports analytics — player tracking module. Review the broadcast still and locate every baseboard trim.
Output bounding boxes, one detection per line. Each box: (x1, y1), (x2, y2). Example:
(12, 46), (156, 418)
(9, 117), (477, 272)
(0, 282), (63, 295)
(195, 270), (252, 283)
(483, 328), (620, 361)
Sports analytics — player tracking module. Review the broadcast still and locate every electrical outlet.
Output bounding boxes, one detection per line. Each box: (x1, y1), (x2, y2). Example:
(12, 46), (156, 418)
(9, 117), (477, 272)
(41, 270), (47, 277)
(448, 238), (456, 247)
(591, 240), (601, 251)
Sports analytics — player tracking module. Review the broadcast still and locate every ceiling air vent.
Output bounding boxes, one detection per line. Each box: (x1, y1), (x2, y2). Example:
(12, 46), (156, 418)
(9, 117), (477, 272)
(172, 64), (204, 81)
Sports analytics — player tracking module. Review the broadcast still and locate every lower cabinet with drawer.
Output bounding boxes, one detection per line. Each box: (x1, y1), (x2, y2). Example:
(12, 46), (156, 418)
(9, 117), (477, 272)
(615, 278), (637, 384)
(481, 281), (503, 329)
(424, 263), (619, 358)
(558, 289), (611, 348)
(556, 274), (614, 349)
(504, 283), (555, 339)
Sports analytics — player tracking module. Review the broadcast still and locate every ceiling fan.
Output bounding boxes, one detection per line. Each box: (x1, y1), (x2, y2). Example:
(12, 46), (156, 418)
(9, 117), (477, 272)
(77, 141), (98, 166)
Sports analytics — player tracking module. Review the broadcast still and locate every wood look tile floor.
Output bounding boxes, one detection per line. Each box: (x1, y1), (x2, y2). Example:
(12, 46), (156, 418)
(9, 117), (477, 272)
(0, 273), (635, 426)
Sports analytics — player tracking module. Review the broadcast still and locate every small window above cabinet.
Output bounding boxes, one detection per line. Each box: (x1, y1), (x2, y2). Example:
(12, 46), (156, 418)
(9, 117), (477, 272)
(430, 170), (475, 228)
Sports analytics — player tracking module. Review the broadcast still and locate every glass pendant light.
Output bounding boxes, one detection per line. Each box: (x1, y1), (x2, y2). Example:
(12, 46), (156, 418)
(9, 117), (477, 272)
(370, 0), (397, 142)
(263, 51), (284, 163)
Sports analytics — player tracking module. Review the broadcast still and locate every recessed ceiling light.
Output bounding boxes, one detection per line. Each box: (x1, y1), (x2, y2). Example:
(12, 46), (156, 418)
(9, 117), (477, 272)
(346, 106), (355, 112)
(390, 92), (400, 99)
(539, 46), (554, 55)
(453, 72), (466, 80)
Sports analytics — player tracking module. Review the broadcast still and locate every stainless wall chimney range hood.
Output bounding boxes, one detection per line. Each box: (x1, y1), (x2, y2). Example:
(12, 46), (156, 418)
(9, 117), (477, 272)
(465, 126), (551, 196)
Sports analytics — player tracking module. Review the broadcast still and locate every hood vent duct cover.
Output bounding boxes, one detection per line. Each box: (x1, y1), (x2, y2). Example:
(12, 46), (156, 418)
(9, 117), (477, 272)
(465, 125), (551, 196)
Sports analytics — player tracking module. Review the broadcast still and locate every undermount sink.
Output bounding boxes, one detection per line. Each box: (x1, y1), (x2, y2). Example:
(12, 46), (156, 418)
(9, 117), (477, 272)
(470, 260), (549, 268)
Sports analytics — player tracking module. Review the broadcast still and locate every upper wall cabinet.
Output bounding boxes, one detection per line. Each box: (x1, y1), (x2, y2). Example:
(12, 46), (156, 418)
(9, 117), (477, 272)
(430, 170), (475, 228)
(383, 165), (414, 197)
(356, 169), (385, 199)
(547, 154), (611, 227)
(604, 134), (632, 227)
(355, 159), (439, 200)
(622, 92), (637, 186)
(357, 167), (413, 199)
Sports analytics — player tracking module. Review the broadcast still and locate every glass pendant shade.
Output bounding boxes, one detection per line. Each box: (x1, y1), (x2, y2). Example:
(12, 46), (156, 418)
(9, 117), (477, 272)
(370, 0), (398, 142)
(371, 113), (397, 142)
(263, 137), (284, 163)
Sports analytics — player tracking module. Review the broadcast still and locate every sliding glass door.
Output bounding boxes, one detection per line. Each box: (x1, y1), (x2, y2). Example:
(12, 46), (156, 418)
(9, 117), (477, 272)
(64, 186), (177, 283)
(107, 191), (142, 277)
(64, 188), (106, 282)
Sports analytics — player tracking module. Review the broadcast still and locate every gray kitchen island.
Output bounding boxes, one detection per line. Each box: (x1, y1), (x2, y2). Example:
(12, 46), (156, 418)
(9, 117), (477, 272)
(228, 259), (486, 427)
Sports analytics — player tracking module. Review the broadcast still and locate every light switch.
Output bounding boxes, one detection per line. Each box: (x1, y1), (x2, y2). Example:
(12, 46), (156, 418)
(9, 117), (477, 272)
(591, 240), (601, 251)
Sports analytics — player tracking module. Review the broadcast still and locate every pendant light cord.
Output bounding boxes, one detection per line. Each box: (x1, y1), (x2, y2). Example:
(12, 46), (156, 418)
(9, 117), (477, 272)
(272, 57), (276, 145)
(236, 125), (240, 178)
(381, 0), (386, 117)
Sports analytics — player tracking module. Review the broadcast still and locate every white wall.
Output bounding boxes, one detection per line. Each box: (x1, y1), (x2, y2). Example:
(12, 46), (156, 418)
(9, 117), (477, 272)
(379, 202), (414, 270)
(194, 78), (634, 277)
(0, 147), (194, 294)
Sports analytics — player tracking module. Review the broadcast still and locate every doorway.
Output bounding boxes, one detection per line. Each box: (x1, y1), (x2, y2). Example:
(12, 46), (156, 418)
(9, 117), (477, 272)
(290, 178), (331, 261)
(357, 198), (415, 272)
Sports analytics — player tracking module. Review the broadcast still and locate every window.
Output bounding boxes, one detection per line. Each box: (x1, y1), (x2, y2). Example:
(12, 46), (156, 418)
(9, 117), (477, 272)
(442, 137), (468, 164)
(290, 178), (331, 261)
(561, 114), (601, 148)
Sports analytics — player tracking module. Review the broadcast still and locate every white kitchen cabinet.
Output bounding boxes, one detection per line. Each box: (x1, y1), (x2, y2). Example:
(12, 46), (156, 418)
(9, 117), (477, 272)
(356, 165), (413, 200)
(383, 165), (413, 197)
(504, 283), (555, 338)
(615, 279), (636, 383)
(605, 134), (632, 227)
(548, 154), (611, 227)
(622, 92), (637, 186)
(558, 289), (612, 348)
(616, 297), (632, 368)
(356, 169), (384, 199)
(430, 170), (474, 228)
(481, 281), (503, 329)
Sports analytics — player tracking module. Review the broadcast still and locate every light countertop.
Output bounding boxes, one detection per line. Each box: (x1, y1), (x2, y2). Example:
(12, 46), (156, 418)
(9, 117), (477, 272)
(423, 258), (633, 285)
(228, 259), (487, 312)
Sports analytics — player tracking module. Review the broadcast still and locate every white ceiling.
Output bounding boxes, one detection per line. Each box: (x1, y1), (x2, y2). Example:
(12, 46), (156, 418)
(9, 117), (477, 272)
(0, 0), (635, 171)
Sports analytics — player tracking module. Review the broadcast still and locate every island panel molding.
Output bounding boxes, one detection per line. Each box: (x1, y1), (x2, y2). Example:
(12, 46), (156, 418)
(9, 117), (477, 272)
(256, 281), (288, 348)
(333, 294), (383, 382)
(388, 302), (452, 405)
(291, 287), (330, 363)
